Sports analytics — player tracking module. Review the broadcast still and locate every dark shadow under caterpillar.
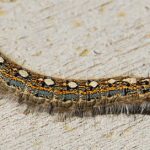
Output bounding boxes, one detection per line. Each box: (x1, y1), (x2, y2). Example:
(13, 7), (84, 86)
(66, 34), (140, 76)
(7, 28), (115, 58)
(0, 51), (150, 119)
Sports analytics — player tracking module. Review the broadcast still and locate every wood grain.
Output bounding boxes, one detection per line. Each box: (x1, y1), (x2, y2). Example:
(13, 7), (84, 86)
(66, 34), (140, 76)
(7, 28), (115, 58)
(0, 0), (150, 149)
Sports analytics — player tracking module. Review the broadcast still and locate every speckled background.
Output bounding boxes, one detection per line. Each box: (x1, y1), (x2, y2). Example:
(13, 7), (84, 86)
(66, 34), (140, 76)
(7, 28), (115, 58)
(0, 0), (150, 149)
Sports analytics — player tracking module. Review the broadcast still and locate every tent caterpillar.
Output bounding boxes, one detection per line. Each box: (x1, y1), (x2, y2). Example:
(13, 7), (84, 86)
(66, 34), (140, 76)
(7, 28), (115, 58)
(0, 51), (150, 119)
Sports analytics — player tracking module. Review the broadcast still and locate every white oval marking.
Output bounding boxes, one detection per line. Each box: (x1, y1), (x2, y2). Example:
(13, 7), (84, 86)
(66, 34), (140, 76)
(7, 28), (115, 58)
(123, 78), (137, 84)
(68, 81), (78, 88)
(89, 81), (98, 88)
(44, 78), (55, 86)
(0, 57), (4, 63)
(141, 79), (150, 84)
(38, 78), (44, 82)
(142, 79), (149, 82)
(108, 79), (116, 84)
(19, 70), (29, 78)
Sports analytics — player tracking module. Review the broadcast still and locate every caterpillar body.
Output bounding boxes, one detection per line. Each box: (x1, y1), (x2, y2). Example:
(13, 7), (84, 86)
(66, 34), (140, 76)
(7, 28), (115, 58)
(0, 51), (150, 118)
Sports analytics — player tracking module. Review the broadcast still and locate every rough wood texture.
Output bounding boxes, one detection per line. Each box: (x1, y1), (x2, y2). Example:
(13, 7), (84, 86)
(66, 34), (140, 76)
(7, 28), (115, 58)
(0, 0), (150, 149)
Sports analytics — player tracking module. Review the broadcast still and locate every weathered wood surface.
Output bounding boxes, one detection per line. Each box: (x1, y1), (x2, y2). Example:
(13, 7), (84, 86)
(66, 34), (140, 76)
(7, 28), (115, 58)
(0, 0), (150, 149)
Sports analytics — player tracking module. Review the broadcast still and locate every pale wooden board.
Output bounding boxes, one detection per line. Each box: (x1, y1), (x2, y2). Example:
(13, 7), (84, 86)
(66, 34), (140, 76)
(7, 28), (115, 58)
(0, 0), (150, 149)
